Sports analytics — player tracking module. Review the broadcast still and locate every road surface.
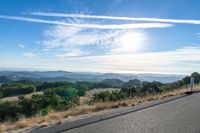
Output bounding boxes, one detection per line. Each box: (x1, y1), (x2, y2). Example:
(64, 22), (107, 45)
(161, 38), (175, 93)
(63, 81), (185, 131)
(32, 92), (200, 133)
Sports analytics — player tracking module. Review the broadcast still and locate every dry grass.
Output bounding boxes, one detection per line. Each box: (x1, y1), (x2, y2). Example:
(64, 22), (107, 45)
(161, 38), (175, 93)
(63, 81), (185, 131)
(0, 125), (6, 132)
(1, 91), (43, 102)
(0, 84), (200, 132)
(16, 119), (34, 129)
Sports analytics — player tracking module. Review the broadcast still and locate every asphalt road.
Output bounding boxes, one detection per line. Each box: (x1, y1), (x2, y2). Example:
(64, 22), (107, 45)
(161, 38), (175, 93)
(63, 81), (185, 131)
(62, 92), (200, 133)
(31, 92), (200, 133)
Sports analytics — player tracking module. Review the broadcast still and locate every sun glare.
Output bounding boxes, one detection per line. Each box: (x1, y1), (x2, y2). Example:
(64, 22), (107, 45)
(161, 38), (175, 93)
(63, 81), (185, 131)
(114, 31), (145, 53)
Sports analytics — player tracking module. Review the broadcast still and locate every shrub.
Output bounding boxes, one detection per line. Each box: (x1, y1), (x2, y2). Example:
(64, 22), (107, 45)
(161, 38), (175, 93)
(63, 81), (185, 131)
(92, 91), (126, 102)
(17, 92), (80, 118)
(139, 81), (161, 96)
(0, 101), (20, 121)
(122, 81), (162, 97)
(0, 83), (36, 97)
(44, 87), (78, 98)
(74, 84), (87, 96)
(121, 87), (139, 97)
(0, 91), (79, 121)
(37, 82), (73, 91)
(92, 91), (110, 102)
(191, 72), (200, 83)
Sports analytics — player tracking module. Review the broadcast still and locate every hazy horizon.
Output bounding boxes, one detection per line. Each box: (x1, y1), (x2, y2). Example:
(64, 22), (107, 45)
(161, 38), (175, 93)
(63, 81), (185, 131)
(0, 67), (188, 76)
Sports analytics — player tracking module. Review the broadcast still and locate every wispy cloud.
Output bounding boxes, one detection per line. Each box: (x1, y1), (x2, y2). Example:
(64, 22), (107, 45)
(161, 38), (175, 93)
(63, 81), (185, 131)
(197, 33), (200, 38)
(18, 46), (199, 74)
(42, 25), (148, 57)
(22, 52), (37, 57)
(4, 46), (200, 74)
(59, 46), (200, 74)
(0, 14), (172, 58)
(55, 49), (86, 58)
(31, 12), (200, 25)
(67, 46), (200, 63)
(18, 44), (25, 48)
(0, 15), (173, 29)
(43, 25), (113, 57)
(113, 0), (123, 4)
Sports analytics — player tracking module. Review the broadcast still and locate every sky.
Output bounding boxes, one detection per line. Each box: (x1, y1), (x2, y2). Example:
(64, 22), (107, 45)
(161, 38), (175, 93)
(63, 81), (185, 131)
(0, 0), (200, 74)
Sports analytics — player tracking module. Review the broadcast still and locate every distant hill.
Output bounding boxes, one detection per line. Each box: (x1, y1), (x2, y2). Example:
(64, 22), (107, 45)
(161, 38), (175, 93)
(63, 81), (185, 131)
(123, 79), (142, 88)
(102, 78), (124, 88)
(0, 71), (184, 83)
(0, 76), (13, 83)
(0, 76), (19, 83)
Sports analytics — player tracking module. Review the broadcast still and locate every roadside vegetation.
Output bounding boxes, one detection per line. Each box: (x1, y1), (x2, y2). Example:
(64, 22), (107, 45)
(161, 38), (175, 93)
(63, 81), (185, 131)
(0, 72), (200, 132)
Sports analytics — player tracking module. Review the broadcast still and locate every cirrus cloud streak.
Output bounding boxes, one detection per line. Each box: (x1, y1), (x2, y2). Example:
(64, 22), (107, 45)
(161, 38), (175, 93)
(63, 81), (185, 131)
(0, 15), (173, 29)
(31, 12), (200, 25)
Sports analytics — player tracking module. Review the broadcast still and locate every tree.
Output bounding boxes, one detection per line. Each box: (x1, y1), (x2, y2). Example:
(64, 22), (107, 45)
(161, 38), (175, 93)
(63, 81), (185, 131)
(44, 87), (78, 98)
(0, 101), (20, 121)
(37, 82), (73, 91)
(0, 83), (36, 97)
(191, 72), (200, 83)
(121, 87), (138, 98)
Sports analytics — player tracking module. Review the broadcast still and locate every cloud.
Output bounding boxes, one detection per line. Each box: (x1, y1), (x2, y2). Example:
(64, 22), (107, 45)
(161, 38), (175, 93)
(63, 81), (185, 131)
(0, 14), (172, 58)
(19, 46), (198, 74)
(0, 15), (173, 29)
(4, 46), (200, 74)
(67, 46), (200, 63)
(109, 31), (146, 54)
(42, 25), (112, 57)
(197, 33), (200, 38)
(55, 49), (86, 58)
(31, 12), (200, 25)
(42, 25), (148, 57)
(113, 0), (123, 4)
(18, 44), (25, 48)
(22, 52), (37, 57)
(59, 46), (200, 74)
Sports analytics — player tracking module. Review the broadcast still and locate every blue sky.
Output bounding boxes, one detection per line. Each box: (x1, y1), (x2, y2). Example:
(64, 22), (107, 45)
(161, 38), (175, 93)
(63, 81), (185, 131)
(0, 0), (200, 74)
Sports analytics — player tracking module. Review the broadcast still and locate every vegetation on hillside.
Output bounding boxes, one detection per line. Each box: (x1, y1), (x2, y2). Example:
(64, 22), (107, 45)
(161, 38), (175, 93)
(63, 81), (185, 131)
(0, 72), (199, 123)
(0, 81), (111, 121)
(92, 72), (200, 102)
(101, 78), (124, 88)
(0, 83), (36, 98)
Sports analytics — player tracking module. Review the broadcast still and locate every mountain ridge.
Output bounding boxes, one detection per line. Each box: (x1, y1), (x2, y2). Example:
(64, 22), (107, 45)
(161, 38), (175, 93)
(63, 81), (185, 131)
(0, 71), (184, 83)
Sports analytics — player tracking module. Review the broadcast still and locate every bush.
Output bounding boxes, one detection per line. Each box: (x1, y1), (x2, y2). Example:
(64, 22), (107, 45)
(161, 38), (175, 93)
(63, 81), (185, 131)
(37, 81), (88, 97)
(0, 83), (36, 97)
(44, 87), (78, 98)
(92, 91), (126, 102)
(121, 87), (139, 97)
(0, 101), (20, 121)
(18, 93), (79, 117)
(93, 91), (110, 102)
(74, 83), (87, 96)
(18, 95), (59, 116)
(122, 81), (162, 97)
(37, 82), (73, 91)
(109, 91), (126, 101)
(139, 81), (161, 96)
(191, 72), (200, 83)
(0, 91), (81, 122)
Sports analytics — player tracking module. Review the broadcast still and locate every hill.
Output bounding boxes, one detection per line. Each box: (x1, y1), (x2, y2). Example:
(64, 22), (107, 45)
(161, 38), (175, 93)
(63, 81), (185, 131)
(0, 71), (184, 83)
(102, 78), (124, 88)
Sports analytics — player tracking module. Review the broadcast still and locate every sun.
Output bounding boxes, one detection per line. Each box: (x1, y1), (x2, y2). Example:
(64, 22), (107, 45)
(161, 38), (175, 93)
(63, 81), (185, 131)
(114, 31), (145, 53)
